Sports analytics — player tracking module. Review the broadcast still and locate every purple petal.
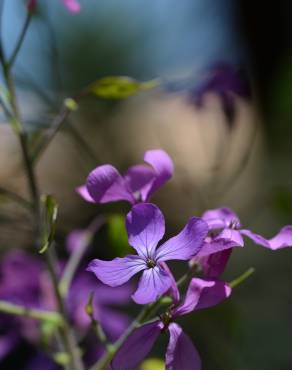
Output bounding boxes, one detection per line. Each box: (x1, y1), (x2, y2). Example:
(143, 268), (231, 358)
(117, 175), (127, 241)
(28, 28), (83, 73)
(217, 228), (244, 247)
(202, 207), (240, 230)
(173, 278), (231, 317)
(166, 323), (201, 370)
(160, 262), (180, 304)
(142, 149), (174, 201)
(63, 0), (81, 13)
(126, 203), (165, 258)
(66, 229), (87, 253)
(0, 332), (19, 359)
(76, 185), (95, 203)
(87, 256), (145, 287)
(155, 217), (208, 262)
(132, 266), (173, 304)
(124, 165), (156, 201)
(25, 353), (59, 370)
(86, 164), (135, 204)
(241, 227), (292, 250)
(196, 228), (244, 258)
(198, 249), (233, 279)
(99, 308), (131, 341)
(110, 321), (162, 370)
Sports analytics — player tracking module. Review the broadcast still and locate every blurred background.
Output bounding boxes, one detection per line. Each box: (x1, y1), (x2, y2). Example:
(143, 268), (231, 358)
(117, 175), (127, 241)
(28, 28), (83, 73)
(0, 0), (292, 369)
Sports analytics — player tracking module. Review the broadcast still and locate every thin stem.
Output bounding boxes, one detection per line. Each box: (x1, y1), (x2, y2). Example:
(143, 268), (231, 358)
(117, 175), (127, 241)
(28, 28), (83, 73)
(59, 216), (105, 298)
(86, 292), (112, 351)
(46, 249), (85, 370)
(0, 35), (84, 370)
(31, 103), (71, 162)
(229, 267), (255, 288)
(0, 300), (62, 324)
(0, 185), (32, 210)
(7, 11), (32, 68)
(89, 305), (151, 370)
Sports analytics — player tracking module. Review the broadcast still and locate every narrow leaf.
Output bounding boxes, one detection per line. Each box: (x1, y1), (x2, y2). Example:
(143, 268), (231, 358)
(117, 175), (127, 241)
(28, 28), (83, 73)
(39, 195), (58, 254)
(88, 76), (159, 99)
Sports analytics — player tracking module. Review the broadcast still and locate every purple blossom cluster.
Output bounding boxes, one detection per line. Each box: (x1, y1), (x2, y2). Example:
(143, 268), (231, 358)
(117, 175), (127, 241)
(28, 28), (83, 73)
(76, 149), (292, 369)
(0, 247), (132, 369)
(1, 148), (292, 370)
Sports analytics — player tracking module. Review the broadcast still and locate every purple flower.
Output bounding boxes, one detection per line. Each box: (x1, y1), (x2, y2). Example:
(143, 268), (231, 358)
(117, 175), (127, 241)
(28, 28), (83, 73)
(27, 0), (81, 13)
(77, 149), (174, 205)
(191, 62), (251, 125)
(111, 278), (232, 370)
(63, 0), (81, 13)
(25, 353), (59, 370)
(0, 251), (43, 360)
(193, 207), (292, 278)
(87, 203), (208, 304)
(0, 249), (131, 364)
(67, 273), (132, 341)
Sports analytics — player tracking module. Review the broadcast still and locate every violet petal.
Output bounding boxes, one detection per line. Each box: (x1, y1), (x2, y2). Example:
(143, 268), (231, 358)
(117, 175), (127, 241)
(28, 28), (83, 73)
(87, 256), (145, 287)
(76, 185), (95, 203)
(86, 164), (135, 204)
(110, 321), (162, 370)
(156, 217), (208, 262)
(173, 278), (231, 317)
(166, 323), (201, 370)
(142, 149), (174, 201)
(241, 226), (292, 250)
(126, 203), (165, 258)
(124, 164), (155, 200)
(63, 0), (81, 13)
(132, 266), (173, 304)
(199, 249), (233, 279)
(202, 207), (240, 229)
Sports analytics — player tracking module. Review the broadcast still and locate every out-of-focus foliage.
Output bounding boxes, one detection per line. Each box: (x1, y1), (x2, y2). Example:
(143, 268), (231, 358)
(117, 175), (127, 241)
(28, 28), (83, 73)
(40, 195), (58, 253)
(106, 214), (132, 256)
(140, 358), (164, 370)
(88, 76), (159, 100)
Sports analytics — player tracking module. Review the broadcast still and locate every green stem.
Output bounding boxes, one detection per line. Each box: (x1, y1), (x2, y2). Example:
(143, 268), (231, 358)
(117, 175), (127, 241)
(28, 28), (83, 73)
(0, 185), (32, 210)
(0, 20), (85, 370)
(59, 216), (105, 298)
(46, 248), (85, 370)
(0, 300), (62, 324)
(229, 267), (255, 288)
(7, 11), (32, 68)
(89, 265), (195, 370)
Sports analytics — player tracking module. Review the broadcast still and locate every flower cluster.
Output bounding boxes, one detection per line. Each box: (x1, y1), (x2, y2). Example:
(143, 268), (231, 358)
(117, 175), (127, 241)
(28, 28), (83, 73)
(0, 246), (132, 368)
(77, 149), (292, 369)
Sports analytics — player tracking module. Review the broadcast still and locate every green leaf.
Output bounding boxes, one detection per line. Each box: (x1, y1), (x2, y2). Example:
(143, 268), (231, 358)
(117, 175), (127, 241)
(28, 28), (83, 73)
(39, 195), (58, 254)
(40, 319), (59, 346)
(85, 291), (94, 317)
(88, 76), (159, 99)
(140, 358), (165, 370)
(53, 352), (70, 366)
(107, 214), (131, 256)
(64, 97), (78, 111)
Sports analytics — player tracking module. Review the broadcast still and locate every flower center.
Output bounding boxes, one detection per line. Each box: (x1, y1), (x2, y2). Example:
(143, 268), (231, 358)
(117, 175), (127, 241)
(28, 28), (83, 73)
(229, 219), (240, 230)
(146, 258), (156, 268)
(160, 311), (173, 331)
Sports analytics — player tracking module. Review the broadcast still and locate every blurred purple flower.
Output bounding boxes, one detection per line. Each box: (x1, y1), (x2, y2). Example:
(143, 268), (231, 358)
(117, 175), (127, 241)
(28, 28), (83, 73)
(67, 273), (132, 340)
(87, 203), (208, 304)
(27, 0), (81, 13)
(192, 207), (292, 278)
(111, 278), (231, 370)
(0, 251), (44, 360)
(77, 149), (174, 205)
(63, 0), (81, 12)
(191, 62), (251, 125)
(25, 353), (59, 370)
(0, 249), (131, 364)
